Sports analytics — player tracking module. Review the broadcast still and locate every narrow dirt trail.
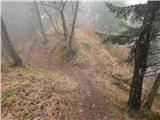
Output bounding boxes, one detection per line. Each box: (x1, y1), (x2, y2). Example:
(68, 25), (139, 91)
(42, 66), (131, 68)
(66, 70), (108, 120)
(22, 36), (111, 119)
(30, 58), (110, 120)
(26, 48), (110, 119)
(54, 66), (110, 120)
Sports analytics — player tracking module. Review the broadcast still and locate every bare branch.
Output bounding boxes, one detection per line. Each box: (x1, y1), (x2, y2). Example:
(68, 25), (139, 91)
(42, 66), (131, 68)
(146, 67), (160, 74)
(147, 61), (160, 67)
(41, 1), (58, 33)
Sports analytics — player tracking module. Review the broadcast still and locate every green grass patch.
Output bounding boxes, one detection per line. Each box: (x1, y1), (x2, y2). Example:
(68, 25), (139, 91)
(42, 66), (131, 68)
(154, 115), (160, 120)
(101, 36), (108, 44)
(52, 48), (70, 64)
(2, 87), (16, 106)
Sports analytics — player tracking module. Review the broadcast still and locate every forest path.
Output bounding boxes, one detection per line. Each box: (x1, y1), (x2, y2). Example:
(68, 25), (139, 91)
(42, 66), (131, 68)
(29, 54), (111, 120)
(58, 66), (110, 120)
(26, 47), (111, 119)
(26, 47), (110, 119)
(21, 29), (115, 119)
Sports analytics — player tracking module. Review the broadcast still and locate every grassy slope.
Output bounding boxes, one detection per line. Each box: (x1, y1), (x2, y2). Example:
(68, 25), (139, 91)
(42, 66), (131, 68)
(71, 29), (160, 120)
(1, 65), (78, 120)
(2, 28), (160, 120)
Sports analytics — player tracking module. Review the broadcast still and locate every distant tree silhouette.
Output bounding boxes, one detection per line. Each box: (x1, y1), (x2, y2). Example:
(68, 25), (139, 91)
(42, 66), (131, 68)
(1, 17), (23, 67)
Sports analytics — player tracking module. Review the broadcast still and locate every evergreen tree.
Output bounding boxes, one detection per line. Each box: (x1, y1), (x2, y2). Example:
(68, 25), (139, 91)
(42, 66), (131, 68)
(128, 1), (160, 110)
(106, 1), (160, 111)
(105, 2), (160, 64)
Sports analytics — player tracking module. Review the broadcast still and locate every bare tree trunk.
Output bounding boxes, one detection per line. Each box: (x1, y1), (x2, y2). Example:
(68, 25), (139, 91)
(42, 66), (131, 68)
(128, 1), (160, 111)
(68, 1), (79, 53)
(34, 1), (48, 46)
(1, 17), (23, 67)
(60, 11), (68, 43)
(143, 73), (160, 110)
(2, 44), (10, 63)
(55, 14), (60, 32)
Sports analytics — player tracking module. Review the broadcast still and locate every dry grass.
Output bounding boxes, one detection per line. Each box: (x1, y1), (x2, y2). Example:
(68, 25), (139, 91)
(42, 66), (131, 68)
(105, 42), (129, 61)
(1, 65), (78, 120)
(72, 49), (89, 67)
(3, 27), (159, 120)
(72, 29), (160, 120)
(51, 48), (70, 64)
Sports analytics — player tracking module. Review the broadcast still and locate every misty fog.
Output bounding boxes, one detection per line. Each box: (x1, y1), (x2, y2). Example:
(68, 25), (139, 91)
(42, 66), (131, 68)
(1, 1), (124, 46)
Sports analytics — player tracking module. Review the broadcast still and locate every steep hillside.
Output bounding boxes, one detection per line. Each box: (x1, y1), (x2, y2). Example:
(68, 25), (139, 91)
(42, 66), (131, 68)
(2, 65), (79, 119)
(2, 28), (160, 120)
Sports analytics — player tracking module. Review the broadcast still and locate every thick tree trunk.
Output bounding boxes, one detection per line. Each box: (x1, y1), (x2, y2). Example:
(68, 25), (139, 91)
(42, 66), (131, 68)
(128, 1), (160, 110)
(34, 1), (48, 46)
(68, 1), (79, 53)
(143, 73), (160, 110)
(1, 17), (23, 67)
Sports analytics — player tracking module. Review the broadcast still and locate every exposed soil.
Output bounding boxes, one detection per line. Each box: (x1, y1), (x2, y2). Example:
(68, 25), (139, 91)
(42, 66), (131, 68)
(32, 58), (111, 119)
(61, 67), (110, 120)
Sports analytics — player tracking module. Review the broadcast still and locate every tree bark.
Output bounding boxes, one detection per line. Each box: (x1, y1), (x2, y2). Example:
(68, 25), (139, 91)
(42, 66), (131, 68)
(68, 1), (79, 53)
(143, 73), (160, 110)
(34, 1), (48, 46)
(1, 17), (23, 67)
(128, 1), (160, 111)
(60, 11), (68, 43)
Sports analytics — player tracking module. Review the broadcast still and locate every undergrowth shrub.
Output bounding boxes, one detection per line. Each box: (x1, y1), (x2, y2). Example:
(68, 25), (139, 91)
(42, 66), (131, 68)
(52, 48), (70, 64)
(72, 49), (89, 67)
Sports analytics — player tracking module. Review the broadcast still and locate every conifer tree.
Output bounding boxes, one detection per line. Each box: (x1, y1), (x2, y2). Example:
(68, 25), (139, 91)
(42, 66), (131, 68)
(106, 1), (160, 110)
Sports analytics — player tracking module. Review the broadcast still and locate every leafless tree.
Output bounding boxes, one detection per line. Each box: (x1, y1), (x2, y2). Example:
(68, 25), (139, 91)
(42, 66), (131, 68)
(1, 17), (23, 67)
(44, 1), (79, 54)
(33, 1), (48, 46)
(68, 1), (79, 52)
(41, 2), (58, 33)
